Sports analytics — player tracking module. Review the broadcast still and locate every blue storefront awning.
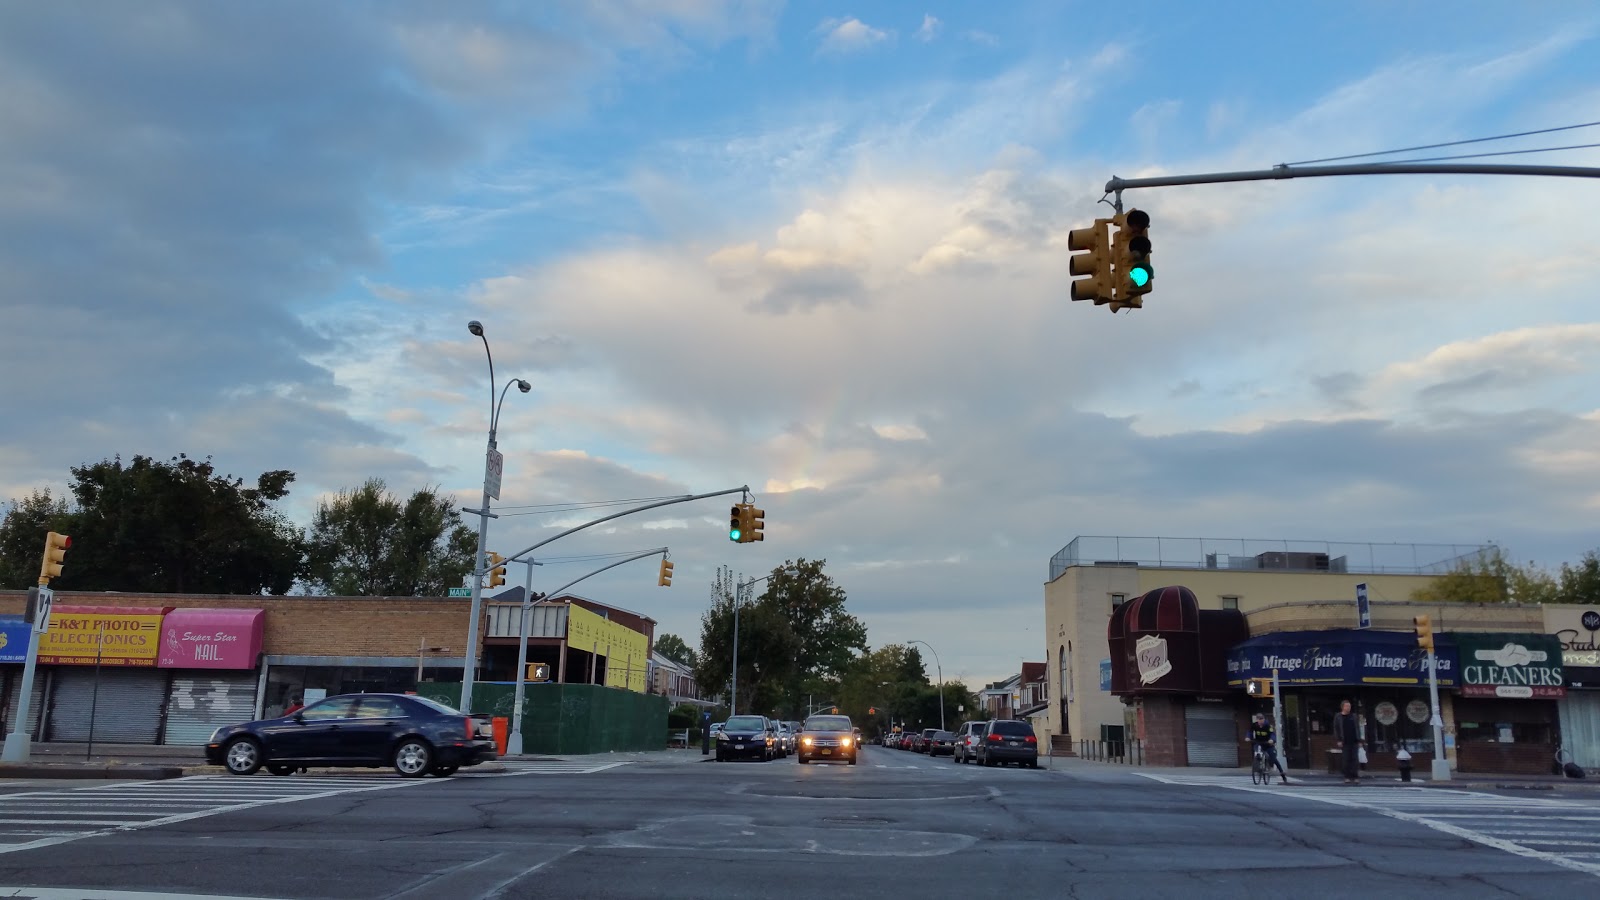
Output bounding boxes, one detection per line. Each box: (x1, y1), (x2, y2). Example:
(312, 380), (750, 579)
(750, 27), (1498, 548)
(1227, 628), (1459, 688)
(0, 617), (31, 664)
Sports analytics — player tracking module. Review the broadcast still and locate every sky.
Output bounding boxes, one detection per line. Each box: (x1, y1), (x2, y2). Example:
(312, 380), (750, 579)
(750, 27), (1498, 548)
(3, 1), (1599, 690)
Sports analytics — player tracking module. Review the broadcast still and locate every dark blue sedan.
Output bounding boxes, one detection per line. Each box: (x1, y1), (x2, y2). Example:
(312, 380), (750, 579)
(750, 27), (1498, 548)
(206, 693), (498, 778)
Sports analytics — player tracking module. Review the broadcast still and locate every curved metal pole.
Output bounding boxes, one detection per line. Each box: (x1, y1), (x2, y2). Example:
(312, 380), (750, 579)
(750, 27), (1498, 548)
(493, 377), (520, 437)
(544, 547), (669, 600)
(462, 330), (496, 713)
(1105, 161), (1600, 194)
(505, 486), (748, 563)
(478, 333), (496, 438)
(908, 639), (944, 731)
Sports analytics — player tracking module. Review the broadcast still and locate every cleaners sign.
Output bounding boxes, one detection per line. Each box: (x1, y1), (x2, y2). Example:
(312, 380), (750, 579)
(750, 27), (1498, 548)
(1455, 633), (1565, 699)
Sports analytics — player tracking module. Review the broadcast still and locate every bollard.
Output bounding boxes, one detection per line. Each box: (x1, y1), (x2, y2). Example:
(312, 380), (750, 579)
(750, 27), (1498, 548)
(1397, 748), (1413, 782)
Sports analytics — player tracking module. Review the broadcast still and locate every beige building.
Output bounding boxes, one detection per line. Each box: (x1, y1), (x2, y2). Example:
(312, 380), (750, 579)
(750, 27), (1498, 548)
(1041, 536), (1494, 756)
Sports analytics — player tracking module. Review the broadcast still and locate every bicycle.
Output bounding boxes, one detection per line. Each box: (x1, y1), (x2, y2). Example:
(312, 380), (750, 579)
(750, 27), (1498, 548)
(1251, 745), (1273, 785)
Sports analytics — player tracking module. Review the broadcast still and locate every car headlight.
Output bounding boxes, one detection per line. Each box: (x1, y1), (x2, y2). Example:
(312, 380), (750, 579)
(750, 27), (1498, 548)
(717, 732), (729, 740)
(802, 737), (813, 746)
(840, 737), (852, 747)
(208, 727), (227, 744)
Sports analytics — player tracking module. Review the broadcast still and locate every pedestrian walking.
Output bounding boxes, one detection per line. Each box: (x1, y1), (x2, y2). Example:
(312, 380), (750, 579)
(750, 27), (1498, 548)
(1332, 700), (1363, 785)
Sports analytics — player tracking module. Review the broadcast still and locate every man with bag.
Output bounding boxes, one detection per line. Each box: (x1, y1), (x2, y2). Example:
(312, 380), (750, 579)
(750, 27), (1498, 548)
(1333, 700), (1364, 785)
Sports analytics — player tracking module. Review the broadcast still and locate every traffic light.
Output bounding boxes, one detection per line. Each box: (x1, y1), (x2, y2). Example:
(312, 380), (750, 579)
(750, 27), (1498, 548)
(1110, 209), (1153, 312)
(831, 707), (838, 714)
(486, 551), (506, 589)
(658, 558), (674, 587)
(1245, 678), (1273, 698)
(869, 707), (876, 715)
(1414, 615), (1434, 653)
(527, 663), (551, 682)
(1067, 217), (1114, 304)
(729, 504), (743, 542)
(38, 531), (71, 585)
(746, 506), (765, 543)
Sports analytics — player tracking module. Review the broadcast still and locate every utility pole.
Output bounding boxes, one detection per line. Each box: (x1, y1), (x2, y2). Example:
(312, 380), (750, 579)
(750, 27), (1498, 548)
(1428, 649), (1450, 782)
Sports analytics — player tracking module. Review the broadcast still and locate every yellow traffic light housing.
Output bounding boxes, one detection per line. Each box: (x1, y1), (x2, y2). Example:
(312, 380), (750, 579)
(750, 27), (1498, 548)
(658, 558), (674, 587)
(729, 504), (744, 543)
(39, 531), (71, 585)
(1413, 615), (1434, 653)
(746, 506), (765, 543)
(1067, 218), (1115, 305)
(1245, 678), (1273, 699)
(1109, 209), (1153, 313)
(486, 551), (506, 589)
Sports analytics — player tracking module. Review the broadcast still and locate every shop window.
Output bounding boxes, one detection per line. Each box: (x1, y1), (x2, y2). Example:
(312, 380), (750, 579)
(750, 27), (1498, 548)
(1221, 596), (1240, 611)
(1110, 593), (1126, 613)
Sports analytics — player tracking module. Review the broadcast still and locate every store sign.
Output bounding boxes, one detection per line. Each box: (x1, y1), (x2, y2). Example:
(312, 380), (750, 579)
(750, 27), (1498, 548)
(0, 618), (31, 664)
(1135, 635), (1172, 685)
(1456, 632), (1565, 699)
(37, 606), (164, 666)
(158, 608), (265, 670)
(1544, 606), (1600, 669)
(1098, 658), (1112, 692)
(1227, 629), (1458, 687)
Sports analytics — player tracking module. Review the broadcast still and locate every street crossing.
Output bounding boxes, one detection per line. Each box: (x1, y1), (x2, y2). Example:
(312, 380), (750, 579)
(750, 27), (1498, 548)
(1138, 773), (1600, 878)
(469, 759), (632, 776)
(0, 774), (426, 855)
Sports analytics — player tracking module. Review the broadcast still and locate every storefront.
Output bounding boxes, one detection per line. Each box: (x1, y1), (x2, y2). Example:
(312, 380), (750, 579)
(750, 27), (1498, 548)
(158, 608), (264, 744)
(1453, 632), (1565, 776)
(1227, 629), (1458, 772)
(1548, 605), (1600, 771)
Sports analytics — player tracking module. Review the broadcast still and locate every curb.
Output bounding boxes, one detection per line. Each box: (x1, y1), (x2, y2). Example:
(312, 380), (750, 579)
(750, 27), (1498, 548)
(0, 763), (187, 780)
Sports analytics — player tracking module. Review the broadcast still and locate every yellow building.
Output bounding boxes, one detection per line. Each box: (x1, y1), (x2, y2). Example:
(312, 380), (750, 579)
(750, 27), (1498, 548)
(1042, 536), (1495, 763)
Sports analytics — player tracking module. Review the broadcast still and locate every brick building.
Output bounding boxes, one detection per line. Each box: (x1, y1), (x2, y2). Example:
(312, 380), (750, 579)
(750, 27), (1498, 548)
(0, 587), (651, 748)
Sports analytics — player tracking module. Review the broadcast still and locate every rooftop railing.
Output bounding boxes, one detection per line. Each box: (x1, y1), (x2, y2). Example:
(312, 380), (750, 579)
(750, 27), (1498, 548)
(1048, 536), (1498, 582)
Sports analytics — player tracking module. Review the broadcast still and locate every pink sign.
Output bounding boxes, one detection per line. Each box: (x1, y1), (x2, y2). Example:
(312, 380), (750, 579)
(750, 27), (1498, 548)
(158, 608), (264, 670)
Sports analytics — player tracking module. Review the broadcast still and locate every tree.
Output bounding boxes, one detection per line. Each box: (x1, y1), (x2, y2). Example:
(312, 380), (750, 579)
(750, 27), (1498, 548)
(1410, 548), (1558, 605)
(654, 633), (697, 668)
(1555, 551), (1600, 605)
(51, 454), (302, 594)
(758, 558), (869, 714)
(696, 566), (798, 717)
(302, 478), (475, 596)
(0, 489), (73, 589)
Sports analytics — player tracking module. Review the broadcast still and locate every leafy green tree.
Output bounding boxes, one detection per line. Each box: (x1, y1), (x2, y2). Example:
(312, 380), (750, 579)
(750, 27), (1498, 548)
(653, 633), (697, 668)
(695, 566), (798, 717)
(52, 454), (302, 594)
(1555, 551), (1600, 605)
(302, 478), (474, 596)
(1410, 548), (1561, 605)
(0, 489), (74, 589)
(759, 558), (869, 713)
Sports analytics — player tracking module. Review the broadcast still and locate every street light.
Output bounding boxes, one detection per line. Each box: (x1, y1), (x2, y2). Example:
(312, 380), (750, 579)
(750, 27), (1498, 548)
(460, 319), (532, 714)
(729, 566), (799, 717)
(907, 639), (945, 731)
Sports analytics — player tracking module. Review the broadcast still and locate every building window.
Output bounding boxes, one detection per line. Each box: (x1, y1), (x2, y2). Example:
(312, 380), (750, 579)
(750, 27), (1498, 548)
(1110, 593), (1126, 614)
(1222, 596), (1240, 611)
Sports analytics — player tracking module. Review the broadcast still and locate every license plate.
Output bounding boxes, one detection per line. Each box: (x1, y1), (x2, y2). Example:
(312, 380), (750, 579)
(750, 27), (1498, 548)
(822, 749), (832, 755)
(735, 744), (745, 749)
(1008, 740), (1018, 746)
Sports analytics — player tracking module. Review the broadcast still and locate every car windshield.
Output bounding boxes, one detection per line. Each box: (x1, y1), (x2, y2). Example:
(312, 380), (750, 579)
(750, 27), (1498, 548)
(409, 696), (463, 716)
(804, 716), (851, 732)
(725, 716), (765, 732)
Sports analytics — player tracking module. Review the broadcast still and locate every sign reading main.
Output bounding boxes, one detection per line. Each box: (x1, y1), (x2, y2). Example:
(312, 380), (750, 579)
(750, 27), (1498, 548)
(1455, 632), (1565, 699)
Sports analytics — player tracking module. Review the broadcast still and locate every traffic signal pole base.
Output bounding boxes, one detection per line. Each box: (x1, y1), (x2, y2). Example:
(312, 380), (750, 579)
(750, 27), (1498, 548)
(506, 731), (524, 756)
(0, 731), (33, 763)
(1430, 758), (1452, 782)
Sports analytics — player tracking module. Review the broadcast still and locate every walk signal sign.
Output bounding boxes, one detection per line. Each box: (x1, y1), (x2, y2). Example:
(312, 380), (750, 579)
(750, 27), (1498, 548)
(1245, 678), (1273, 698)
(527, 663), (551, 682)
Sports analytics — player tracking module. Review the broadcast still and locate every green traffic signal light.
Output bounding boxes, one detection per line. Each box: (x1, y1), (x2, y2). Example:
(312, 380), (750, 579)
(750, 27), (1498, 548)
(1128, 264), (1152, 288)
(729, 528), (741, 541)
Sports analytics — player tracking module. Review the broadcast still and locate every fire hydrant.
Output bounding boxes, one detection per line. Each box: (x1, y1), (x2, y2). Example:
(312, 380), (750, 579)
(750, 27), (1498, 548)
(1397, 748), (1413, 782)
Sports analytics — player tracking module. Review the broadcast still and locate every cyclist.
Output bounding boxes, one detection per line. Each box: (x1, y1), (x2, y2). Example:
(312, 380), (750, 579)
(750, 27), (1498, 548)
(1250, 712), (1288, 784)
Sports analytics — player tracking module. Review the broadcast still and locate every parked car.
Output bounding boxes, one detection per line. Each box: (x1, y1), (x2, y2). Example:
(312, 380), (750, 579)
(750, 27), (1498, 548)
(925, 729), (957, 757)
(952, 722), (989, 764)
(797, 713), (857, 765)
(206, 693), (497, 778)
(917, 728), (940, 753)
(973, 719), (1039, 768)
(717, 715), (777, 761)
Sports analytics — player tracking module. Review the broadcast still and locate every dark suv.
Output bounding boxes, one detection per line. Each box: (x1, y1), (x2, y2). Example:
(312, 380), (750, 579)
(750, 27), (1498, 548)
(974, 719), (1039, 768)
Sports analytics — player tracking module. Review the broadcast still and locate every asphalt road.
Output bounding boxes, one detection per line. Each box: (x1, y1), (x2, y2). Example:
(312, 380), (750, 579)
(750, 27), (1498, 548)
(0, 747), (1594, 899)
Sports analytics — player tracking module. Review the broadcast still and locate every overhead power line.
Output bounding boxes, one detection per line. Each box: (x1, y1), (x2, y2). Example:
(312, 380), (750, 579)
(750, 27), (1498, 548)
(1285, 119), (1600, 167)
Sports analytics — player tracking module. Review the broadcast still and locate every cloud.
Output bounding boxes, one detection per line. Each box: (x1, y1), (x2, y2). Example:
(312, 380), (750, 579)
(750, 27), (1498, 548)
(916, 14), (942, 42)
(816, 17), (892, 55)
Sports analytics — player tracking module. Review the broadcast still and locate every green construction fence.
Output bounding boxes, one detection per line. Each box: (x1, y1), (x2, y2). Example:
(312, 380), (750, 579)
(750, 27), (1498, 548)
(417, 682), (669, 755)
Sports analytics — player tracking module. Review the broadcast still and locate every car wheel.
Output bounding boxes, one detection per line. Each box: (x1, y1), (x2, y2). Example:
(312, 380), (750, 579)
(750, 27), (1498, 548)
(798, 755), (809, 764)
(1029, 759), (1040, 769)
(266, 764), (296, 776)
(223, 737), (264, 776)
(430, 765), (459, 777)
(848, 755), (857, 766)
(392, 739), (433, 778)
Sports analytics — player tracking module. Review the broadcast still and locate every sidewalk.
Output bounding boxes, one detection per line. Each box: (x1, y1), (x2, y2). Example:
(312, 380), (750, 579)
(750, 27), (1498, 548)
(1051, 755), (1600, 792)
(0, 742), (205, 780)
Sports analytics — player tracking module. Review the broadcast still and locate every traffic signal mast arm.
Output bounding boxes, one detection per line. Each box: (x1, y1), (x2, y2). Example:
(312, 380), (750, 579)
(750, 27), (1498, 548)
(1105, 161), (1600, 194)
(495, 485), (752, 569)
(537, 547), (670, 601)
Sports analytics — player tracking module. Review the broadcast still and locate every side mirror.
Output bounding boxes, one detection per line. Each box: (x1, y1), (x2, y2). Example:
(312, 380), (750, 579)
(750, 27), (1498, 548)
(293, 713), (305, 723)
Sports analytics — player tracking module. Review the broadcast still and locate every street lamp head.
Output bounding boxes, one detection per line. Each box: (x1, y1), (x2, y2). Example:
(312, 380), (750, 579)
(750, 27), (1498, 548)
(467, 320), (485, 337)
(516, 379), (532, 393)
